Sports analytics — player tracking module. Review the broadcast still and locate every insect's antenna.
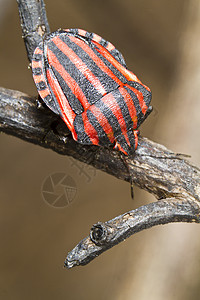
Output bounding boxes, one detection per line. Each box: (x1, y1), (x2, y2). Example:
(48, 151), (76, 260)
(120, 153), (134, 199)
(130, 178), (134, 199)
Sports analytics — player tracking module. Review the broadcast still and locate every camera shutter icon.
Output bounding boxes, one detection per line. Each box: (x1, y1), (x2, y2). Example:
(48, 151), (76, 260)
(41, 173), (77, 208)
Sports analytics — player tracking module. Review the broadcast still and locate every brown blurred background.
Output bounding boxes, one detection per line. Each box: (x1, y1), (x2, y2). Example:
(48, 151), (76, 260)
(0, 0), (200, 299)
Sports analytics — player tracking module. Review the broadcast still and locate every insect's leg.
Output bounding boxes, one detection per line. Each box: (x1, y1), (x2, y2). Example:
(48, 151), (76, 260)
(130, 178), (134, 200)
(35, 95), (48, 110)
(120, 153), (134, 199)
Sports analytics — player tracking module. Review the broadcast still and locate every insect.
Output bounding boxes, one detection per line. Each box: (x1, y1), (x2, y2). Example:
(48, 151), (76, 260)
(32, 28), (152, 155)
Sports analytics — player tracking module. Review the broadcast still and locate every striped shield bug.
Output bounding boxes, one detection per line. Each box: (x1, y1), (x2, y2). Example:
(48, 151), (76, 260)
(32, 28), (152, 155)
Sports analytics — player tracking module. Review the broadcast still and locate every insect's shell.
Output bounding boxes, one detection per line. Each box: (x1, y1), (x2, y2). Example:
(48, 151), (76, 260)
(32, 28), (152, 155)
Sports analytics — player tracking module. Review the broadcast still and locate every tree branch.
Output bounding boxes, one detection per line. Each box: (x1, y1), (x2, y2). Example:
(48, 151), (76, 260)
(1, 86), (199, 200)
(16, 0), (50, 62)
(0, 0), (198, 267)
(65, 198), (200, 268)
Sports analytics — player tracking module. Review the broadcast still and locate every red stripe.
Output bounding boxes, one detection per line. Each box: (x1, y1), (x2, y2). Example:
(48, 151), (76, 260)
(77, 29), (87, 37)
(32, 60), (42, 69)
(38, 88), (50, 99)
(92, 41), (142, 83)
(47, 49), (90, 110)
(106, 42), (115, 51)
(52, 36), (107, 96)
(82, 113), (99, 145)
(118, 87), (138, 129)
(68, 35), (122, 86)
(133, 130), (139, 149)
(101, 93), (130, 146)
(92, 33), (102, 43)
(32, 50), (52, 101)
(33, 74), (45, 84)
(89, 106), (115, 143)
(34, 47), (43, 55)
(115, 141), (128, 155)
(125, 84), (147, 115)
(46, 68), (76, 135)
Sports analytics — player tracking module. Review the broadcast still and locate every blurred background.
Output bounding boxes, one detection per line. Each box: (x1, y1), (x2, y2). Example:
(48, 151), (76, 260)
(0, 0), (200, 299)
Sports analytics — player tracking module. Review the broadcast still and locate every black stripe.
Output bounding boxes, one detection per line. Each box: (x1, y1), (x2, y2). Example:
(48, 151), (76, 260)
(67, 28), (79, 36)
(77, 30), (127, 68)
(32, 53), (42, 61)
(46, 32), (128, 110)
(123, 86), (142, 120)
(85, 31), (94, 40)
(73, 115), (92, 144)
(32, 67), (42, 75)
(41, 61), (63, 116)
(42, 87), (61, 116)
(47, 38), (103, 106)
(110, 48), (127, 68)
(32, 43), (61, 116)
(36, 81), (47, 91)
(127, 81), (152, 107)
(43, 94), (51, 102)
(92, 98), (127, 147)
(99, 38), (108, 48)
(125, 83), (152, 127)
(59, 34), (119, 94)
(51, 66), (84, 115)
(91, 42), (128, 84)
(86, 110), (111, 146)
(126, 129), (136, 151)
(111, 89), (134, 131)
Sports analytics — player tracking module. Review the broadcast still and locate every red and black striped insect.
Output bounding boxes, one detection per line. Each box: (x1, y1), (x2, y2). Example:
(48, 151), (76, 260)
(32, 28), (152, 155)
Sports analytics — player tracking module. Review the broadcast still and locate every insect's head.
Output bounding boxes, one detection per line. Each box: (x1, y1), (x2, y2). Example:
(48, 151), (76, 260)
(114, 129), (139, 156)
